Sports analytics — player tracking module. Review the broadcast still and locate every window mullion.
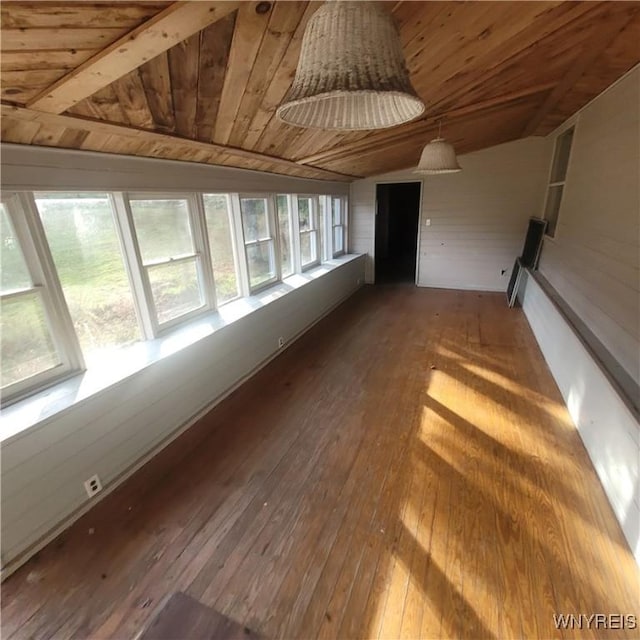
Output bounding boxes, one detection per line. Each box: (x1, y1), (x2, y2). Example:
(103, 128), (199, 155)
(230, 193), (250, 297)
(111, 192), (158, 338)
(344, 195), (349, 253)
(311, 196), (321, 264)
(224, 193), (243, 300)
(334, 195), (347, 256)
(291, 195), (302, 274)
(189, 193), (216, 312)
(322, 195), (332, 261)
(267, 195), (281, 282)
(17, 192), (85, 372)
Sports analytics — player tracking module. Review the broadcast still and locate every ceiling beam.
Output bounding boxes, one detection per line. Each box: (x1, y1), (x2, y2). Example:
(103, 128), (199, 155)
(521, 9), (636, 136)
(297, 84), (554, 167)
(27, 1), (240, 115)
(1, 104), (357, 181)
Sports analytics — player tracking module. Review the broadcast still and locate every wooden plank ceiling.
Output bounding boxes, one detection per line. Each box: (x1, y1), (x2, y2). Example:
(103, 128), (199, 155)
(1, 1), (639, 181)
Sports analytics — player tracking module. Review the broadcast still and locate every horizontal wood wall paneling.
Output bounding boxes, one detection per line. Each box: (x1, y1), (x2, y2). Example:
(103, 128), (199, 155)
(349, 180), (376, 283)
(0, 141), (349, 206)
(542, 241), (638, 333)
(538, 67), (639, 384)
(538, 244), (640, 376)
(349, 136), (550, 289)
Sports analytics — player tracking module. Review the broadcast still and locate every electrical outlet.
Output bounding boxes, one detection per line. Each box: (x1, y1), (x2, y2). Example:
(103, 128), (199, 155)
(278, 336), (285, 348)
(357, 277), (362, 285)
(84, 474), (102, 498)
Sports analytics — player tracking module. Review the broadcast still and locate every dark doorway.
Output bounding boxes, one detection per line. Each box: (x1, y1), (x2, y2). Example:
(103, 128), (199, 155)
(375, 182), (421, 284)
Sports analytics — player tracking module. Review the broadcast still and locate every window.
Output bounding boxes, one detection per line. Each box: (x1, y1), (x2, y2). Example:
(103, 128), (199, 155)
(128, 196), (207, 327)
(544, 126), (574, 238)
(318, 196), (328, 262)
(297, 196), (319, 269)
(202, 194), (240, 305)
(1, 195), (81, 402)
(276, 195), (294, 278)
(35, 192), (141, 364)
(2, 185), (348, 406)
(240, 196), (278, 290)
(331, 196), (346, 256)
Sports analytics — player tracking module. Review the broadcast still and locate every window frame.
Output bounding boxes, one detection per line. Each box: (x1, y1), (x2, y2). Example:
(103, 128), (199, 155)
(275, 194), (296, 279)
(1, 193), (84, 405)
(543, 126), (575, 239)
(2, 184), (349, 407)
(200, 192), (242, 307)
(331, 195), (347, 257)
(33, 190), (147, 359)
(121, 192), (214, 335)
(294, 194), (321, 271)
(237, 193), (280, 293)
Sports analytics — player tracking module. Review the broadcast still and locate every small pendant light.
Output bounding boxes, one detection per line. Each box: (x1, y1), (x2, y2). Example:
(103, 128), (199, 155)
(277, 1), (425, 130)
(415, 121), (462, 174)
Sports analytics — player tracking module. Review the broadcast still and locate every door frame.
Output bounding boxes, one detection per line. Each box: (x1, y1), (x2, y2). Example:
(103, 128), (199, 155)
(374, 179), (424, 285)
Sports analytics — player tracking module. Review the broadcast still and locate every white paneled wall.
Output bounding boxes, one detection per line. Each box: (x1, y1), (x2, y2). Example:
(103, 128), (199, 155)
(521, 272), (639, 561)
(350, 179), (376, 283)
(538, 67), (640, 386)
(0, 144), (350, 196)
(1, 256), (365, 572)
(349, 137), (551, 289)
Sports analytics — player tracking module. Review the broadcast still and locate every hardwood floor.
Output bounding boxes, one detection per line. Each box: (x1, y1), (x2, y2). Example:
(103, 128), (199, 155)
(2, 286), (638, 639)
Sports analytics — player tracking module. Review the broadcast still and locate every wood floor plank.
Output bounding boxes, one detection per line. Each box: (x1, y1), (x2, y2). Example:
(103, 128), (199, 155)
(2, 286), (638, 640)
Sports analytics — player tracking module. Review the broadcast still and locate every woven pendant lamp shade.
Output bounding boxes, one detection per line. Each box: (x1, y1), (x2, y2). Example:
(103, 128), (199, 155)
(415, 137), (462, 174)
(276, 1), (425, 130)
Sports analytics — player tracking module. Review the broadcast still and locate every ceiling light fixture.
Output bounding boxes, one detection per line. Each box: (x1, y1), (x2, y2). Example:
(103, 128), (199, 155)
(415, 121), (462, 174)
(276, 1), (425, 130)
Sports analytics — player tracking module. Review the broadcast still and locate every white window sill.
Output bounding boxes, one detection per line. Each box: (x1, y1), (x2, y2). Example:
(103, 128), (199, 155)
(0, 255), (361, 443)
